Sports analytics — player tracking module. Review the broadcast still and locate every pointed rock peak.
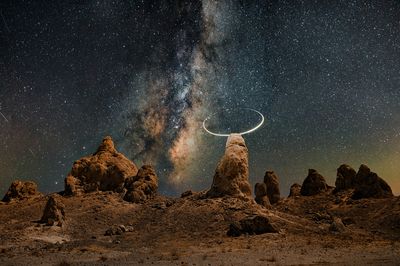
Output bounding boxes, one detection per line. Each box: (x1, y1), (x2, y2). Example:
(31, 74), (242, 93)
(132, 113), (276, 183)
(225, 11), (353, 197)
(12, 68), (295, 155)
(95, 136), (117, 154)
(226, 133), (246, 148)
(308, 169), (318, 175)
(358, 164), (371, 175)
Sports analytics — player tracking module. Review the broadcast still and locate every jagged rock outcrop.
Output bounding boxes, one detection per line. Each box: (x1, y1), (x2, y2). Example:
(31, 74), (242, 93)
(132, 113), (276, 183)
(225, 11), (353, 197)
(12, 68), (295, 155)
(264, 171), (281, 204)
(206, 134), (252, 198)
(40, 194), (65, 226)
(227, 215), (278, 237)
(288, 183), (302, 197)
(352, 164), (393, 199)
(2, 180), (42, 202)
(334, 164), (357, 193)
(300, 169), (328, 196)
(64, 136), (138, 195)
(123, 165), (158, 203)
(254, 182), (271, 208)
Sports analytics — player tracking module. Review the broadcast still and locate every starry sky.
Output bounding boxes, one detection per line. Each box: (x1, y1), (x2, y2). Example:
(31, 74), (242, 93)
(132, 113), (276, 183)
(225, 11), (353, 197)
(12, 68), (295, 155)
(1, 0), (400, 197)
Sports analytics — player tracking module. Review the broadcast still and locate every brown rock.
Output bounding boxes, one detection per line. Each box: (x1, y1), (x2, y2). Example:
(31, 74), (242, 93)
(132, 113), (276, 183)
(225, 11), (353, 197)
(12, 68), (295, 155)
(207, 134), (252, 198)
(352, 164), (393, 199)
(181, 190), (193, 198)
(288, 183), (302, 197)
(64, 136), (138, 195)
(263, 171), (281, 204)
(227, 215), (278, 237)
(254, 182), (271, 208)
(300, 169), (328, 196)
(123, 165), (158, 203)
(2, 180), (42, 202)
(334, 164), (357, 193)
(40, 194), (65, 226)
(329, 217), (346, 232)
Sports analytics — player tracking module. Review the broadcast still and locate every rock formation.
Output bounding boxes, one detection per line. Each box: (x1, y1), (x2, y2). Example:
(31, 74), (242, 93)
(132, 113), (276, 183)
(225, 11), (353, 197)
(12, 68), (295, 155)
(288, 183), (302, 197)
(64, 136), (138, 195)
(352, 164), (393, 199)
(2, 180), (42, 202)
(206, 134), (252, 198)
(254, 182), (271, 208)
(263, 171), (281, 204)
(40, 194), (65, 226)
(334, 164), (357, 193)
(123, 165), (158, 203)
(227, 215), (278, 237)
(300, 169), (328, 196)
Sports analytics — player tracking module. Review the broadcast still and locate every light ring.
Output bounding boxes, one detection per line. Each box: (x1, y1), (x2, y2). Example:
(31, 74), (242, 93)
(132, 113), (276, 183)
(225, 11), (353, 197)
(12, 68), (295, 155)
(202, 108), (265, 137)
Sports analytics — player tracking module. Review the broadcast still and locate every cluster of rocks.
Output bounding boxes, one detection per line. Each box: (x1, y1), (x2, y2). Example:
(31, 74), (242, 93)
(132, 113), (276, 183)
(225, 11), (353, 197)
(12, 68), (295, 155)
(105, 224), (134, 236)
(287, 164), (393, 200)
(254, 171), (281, 208)
(64, 136), (158, 203)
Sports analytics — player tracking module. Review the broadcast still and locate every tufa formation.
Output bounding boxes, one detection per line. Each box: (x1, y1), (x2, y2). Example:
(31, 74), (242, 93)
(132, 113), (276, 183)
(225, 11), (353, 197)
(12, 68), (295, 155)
(300, 169), (328, 196)
(123, 165), (158, 203)
(2, 180), (42, 202)
(206, 134), (252, 198)
(64, 136), (139, 196)
(40, 194), (66, 226)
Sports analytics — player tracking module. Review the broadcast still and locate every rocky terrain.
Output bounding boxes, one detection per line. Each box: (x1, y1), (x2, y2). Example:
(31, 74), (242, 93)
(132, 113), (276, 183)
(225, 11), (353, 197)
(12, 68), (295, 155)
(0, 136), (399, 265)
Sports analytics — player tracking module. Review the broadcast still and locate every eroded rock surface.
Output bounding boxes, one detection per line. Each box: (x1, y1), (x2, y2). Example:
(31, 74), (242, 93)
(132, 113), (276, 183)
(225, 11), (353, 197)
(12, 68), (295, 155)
(123, 165), (158, 203)
(254, 182), (271, 208)
(300, 169), (328, 196)
(289, 183), (302, 197)
(40, 194), (65, 226)
(207, 134), (252, 198)
(2, 180), (42, 202)
(352, 164), (393, 199)
(264, 171), (281, 204)
(64, 136), (138, 195)
(334, 164), (357, 193)
(227, 215), (278, 237)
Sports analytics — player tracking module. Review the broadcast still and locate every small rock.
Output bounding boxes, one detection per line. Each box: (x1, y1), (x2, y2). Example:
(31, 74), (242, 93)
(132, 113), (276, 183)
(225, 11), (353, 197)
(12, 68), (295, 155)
(329, 217), (346, 232)
(227, 215), (278, 237)
(181, 190), (193, 198)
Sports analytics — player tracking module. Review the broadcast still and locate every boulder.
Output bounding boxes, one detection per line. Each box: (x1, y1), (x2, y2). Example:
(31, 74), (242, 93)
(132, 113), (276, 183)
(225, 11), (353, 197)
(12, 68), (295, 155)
(2, 180), (42, 202)
(64, 136), (138, 195)
(227, 215), (278, 237)
(334, 164), (356, 193)
(206, 134), (252, 198)
(263, 171), (281, 204)
(329, 217), (346, 232)
(352, 164), (393, 199)
(123, 165), (158, 203)
(300, 169), (328, 196)
(288, 183), (302, 197)
(40, 194), (65, 226)
(254, 182), (271, 208)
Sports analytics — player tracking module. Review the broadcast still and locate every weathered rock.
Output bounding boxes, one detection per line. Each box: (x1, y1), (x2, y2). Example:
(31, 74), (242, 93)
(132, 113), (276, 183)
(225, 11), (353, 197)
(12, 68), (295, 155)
(329, 217), (346, 232)
(181, 190), (193, 198)
(288, 183), (302, 197)
(40, 194), (65, 226)
(300, 169), (328, 196)
(227, 215), (278, 237)
(263, 171), (281, 204)
(207, 134), (252, 198)
(254, 183), (271, 208)
(105, 225), (134, 236)
(2, 180), (42, 202)
(64, 136), (138, 195)
(352, 164), (393, 199)
(123, 165), (158, 203)
(334, 164), (357, 193)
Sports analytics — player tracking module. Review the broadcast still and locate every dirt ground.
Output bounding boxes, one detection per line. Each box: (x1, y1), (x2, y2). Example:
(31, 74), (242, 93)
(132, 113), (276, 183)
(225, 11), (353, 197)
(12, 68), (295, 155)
(0, 191), (399, 265)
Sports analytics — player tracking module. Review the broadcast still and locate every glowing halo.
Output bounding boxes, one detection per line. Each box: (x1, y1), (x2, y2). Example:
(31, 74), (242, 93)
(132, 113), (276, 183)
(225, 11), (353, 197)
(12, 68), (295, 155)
(202, 108), (265, 137)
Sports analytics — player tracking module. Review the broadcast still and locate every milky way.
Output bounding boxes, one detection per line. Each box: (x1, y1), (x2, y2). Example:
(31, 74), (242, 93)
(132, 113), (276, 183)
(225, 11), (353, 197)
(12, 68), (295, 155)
(1, 1), (400, 196)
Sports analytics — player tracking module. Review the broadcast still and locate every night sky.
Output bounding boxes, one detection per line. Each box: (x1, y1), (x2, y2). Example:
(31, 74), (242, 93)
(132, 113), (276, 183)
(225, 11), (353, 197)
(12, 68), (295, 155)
(1, 0), (400, 197)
